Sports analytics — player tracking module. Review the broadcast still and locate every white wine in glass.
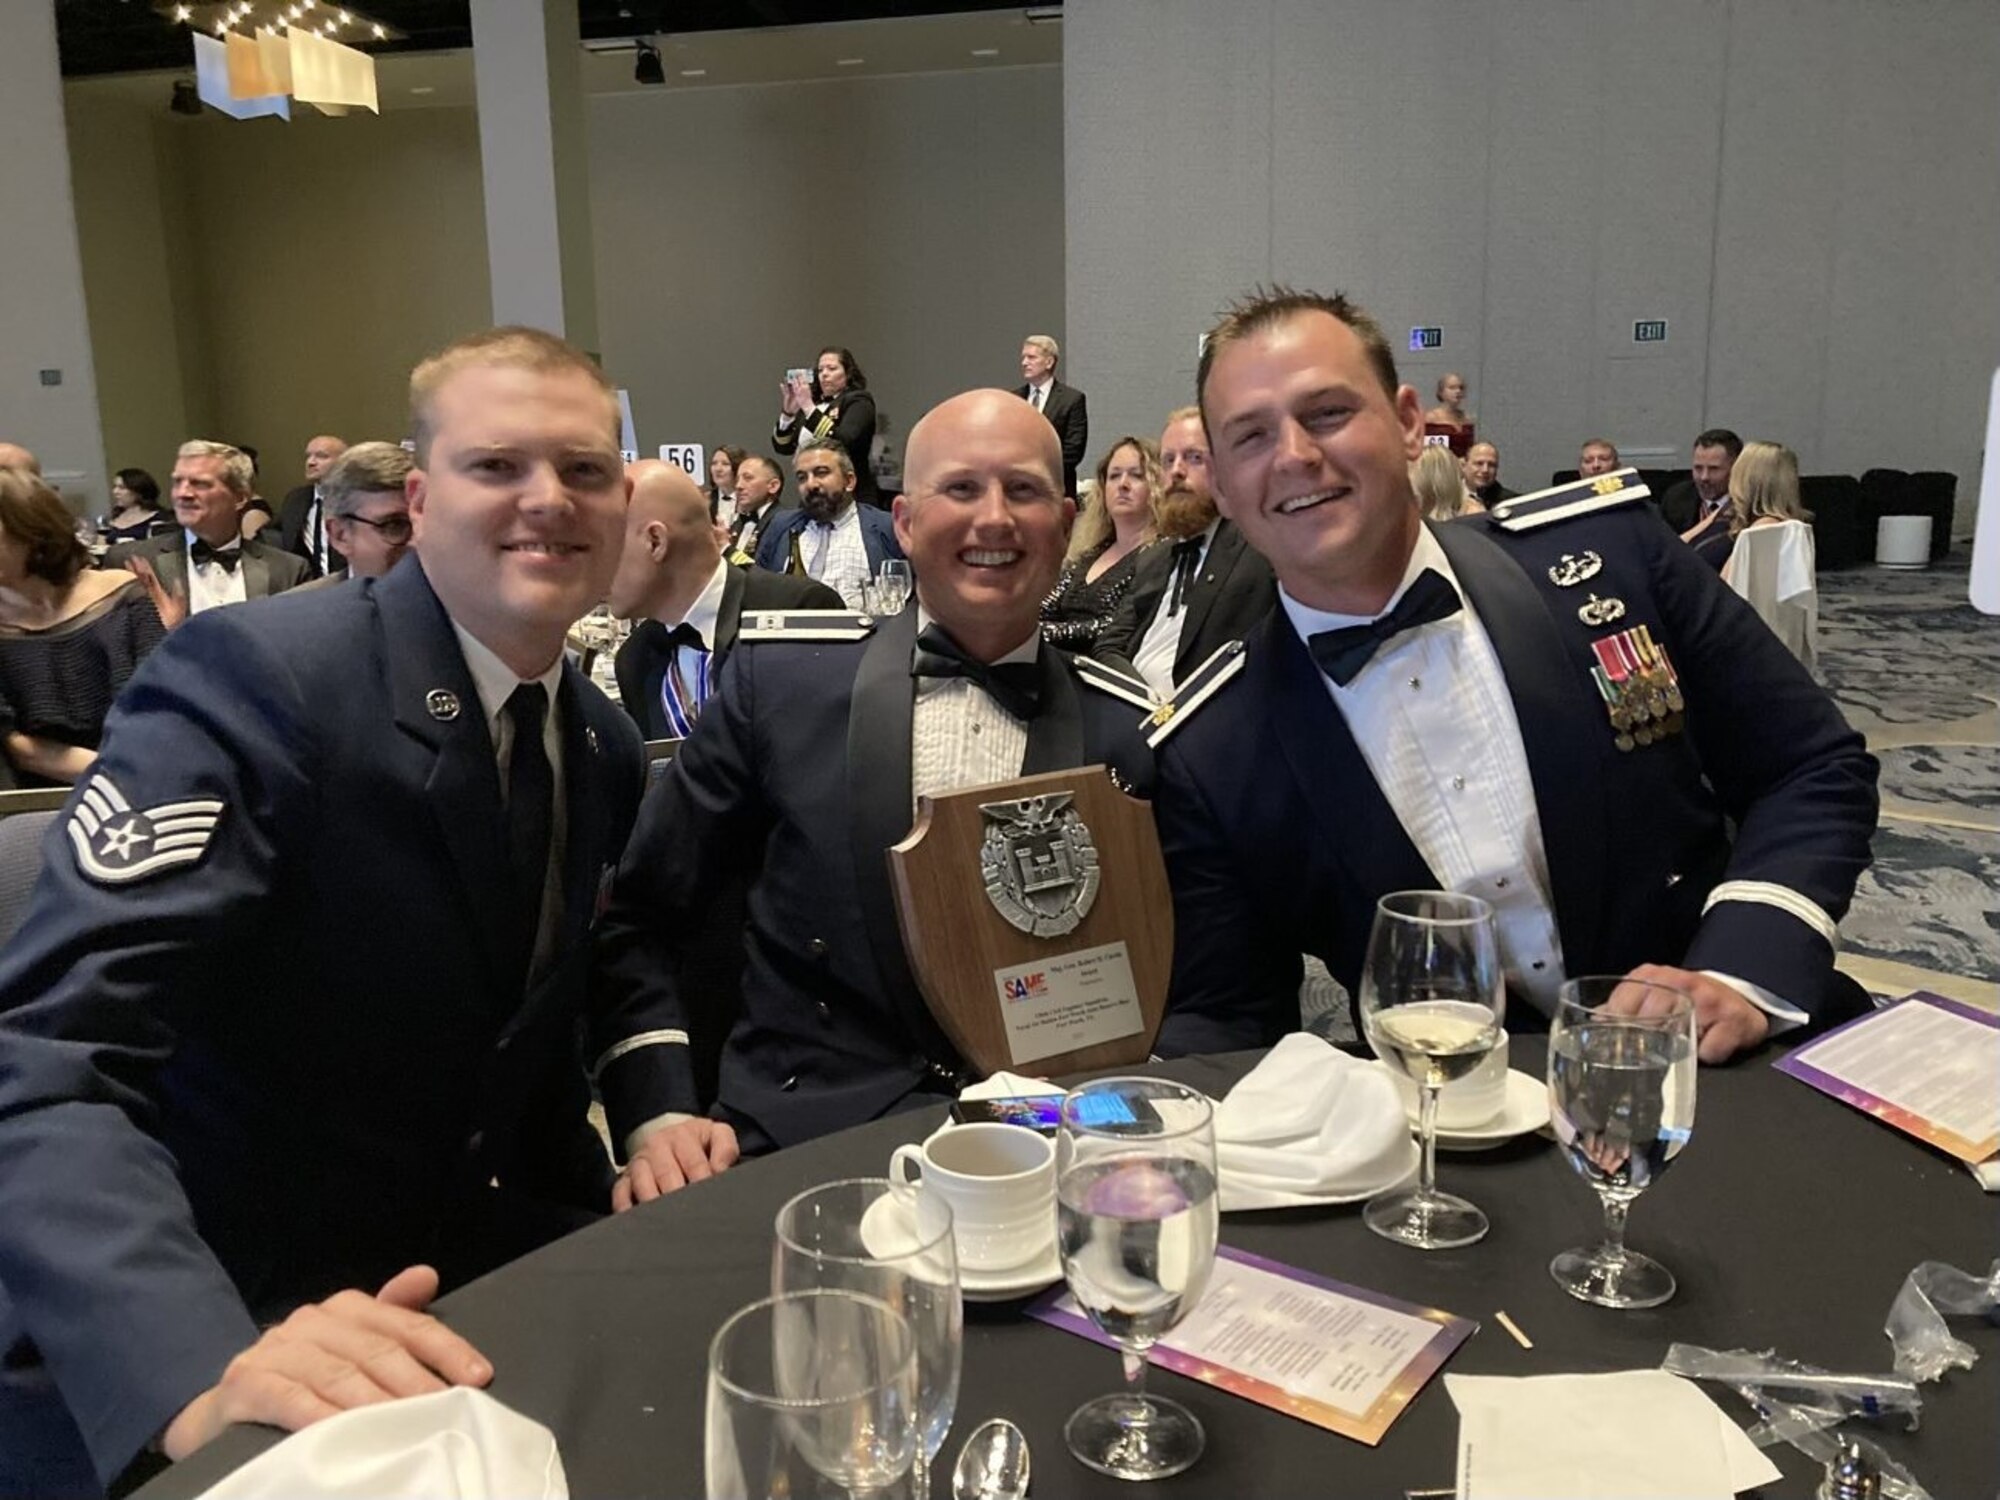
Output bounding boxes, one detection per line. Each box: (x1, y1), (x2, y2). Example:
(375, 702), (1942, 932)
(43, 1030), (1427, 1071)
(1360, 890), (1505, 1249)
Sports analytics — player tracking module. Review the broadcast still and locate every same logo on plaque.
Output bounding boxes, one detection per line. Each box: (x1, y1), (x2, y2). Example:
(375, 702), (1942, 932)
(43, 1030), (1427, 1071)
(889, 767), (1171, 1078)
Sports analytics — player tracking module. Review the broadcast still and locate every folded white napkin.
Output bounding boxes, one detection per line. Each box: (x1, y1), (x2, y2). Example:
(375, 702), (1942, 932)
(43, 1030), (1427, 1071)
(197, 1387), (566, 1500)
(959, 1070), (1064, 1102)
(1213, 1033), (1417, 1211)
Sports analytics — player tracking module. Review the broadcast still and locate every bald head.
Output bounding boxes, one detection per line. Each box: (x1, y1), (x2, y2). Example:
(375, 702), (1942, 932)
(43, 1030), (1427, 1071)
(0, 442), (41, 476)
(608, 459), (723, 622)
(904, 388), (1063, 499)
(303, 435), (347, 483)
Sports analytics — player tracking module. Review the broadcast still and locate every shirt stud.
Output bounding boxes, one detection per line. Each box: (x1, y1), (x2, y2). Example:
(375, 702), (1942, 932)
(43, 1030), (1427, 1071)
(1408, 676), (1421, 690)
(1451, 775), (1465, 790)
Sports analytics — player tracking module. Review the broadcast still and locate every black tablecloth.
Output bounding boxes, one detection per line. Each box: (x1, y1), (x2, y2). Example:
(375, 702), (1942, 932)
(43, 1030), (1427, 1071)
(143, 1047), (2000, 1498)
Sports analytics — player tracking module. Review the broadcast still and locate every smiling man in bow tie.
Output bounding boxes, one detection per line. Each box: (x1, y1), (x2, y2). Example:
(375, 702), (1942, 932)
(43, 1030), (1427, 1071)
(104, 440), (310, 614)
(591, 388), (1157, 1200)
(1151, 287), (1877, 1066)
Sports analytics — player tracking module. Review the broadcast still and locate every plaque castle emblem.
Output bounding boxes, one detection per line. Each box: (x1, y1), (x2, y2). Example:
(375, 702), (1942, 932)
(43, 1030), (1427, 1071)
(978, 792), (1100, 938)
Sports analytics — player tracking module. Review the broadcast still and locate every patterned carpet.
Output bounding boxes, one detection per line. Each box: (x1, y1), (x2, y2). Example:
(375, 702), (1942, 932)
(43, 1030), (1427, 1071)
(1304, 549), (2000, 1035)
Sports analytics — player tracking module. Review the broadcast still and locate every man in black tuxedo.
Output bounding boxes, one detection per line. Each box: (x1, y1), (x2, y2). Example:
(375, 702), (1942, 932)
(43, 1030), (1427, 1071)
(1153, 288), (1876, 1066)
(608, 459), (841, 740)
(1017, 333), (1089, 497)
(105, 440), (309, 614)
(1089, 406), (1275, 695)
(1464, 441), (1518, 508)
(590, 389), (1156, 1200)
(274, 434), (349, 578)
(1658, 428), (1741, 534)
(725, 452), (791, 560)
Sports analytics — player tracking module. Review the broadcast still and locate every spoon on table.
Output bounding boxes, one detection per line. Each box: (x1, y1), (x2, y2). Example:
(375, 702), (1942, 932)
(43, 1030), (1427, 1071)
(950, 1417), (1031, 1500)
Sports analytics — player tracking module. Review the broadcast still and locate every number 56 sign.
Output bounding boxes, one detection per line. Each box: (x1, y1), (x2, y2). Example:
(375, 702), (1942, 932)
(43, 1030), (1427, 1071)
(658, 443), (707, 479)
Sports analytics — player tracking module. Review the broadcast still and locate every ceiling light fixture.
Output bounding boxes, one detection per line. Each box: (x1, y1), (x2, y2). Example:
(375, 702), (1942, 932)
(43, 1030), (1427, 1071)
(633, 40), (666, 85)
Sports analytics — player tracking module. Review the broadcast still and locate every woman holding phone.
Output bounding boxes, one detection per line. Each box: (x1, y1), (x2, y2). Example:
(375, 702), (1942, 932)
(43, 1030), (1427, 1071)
(772, 346), (880, 506)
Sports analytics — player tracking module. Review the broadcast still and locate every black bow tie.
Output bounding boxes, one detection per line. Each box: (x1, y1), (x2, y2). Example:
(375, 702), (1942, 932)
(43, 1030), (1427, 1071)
(191, 539), (242, 573)
(1307, 569), (1462, 686)
(663, 622), (707, 653)
(912, 623), (1043, 719)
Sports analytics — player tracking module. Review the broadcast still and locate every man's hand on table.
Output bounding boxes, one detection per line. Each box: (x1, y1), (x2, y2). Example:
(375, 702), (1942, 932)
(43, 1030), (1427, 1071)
(1608, 963), (1770, 1063)
(160, 1266), (490, 1460)
(613, 1118), (741, 1210)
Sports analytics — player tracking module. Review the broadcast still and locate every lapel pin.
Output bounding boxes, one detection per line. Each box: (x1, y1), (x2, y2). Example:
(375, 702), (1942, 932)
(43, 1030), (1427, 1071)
(1578, 593), (1626, 627)
(1548, 551), (1603, 587)
(585, 726), (600, 753)
(425, 689), (461, 721)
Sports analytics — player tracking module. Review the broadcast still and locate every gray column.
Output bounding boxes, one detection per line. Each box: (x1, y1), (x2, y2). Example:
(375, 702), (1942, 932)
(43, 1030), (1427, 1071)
(0, 2), (109, 511)
(470, 0), (600, 351)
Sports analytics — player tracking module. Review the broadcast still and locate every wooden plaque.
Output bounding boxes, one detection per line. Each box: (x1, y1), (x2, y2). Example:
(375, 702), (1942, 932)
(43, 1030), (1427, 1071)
(888, 765), (1172, 1078)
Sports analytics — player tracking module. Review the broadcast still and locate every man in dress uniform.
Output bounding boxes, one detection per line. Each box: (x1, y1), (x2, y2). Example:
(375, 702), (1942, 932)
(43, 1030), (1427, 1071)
(590, 388), (1157, 1201)
(0, 328), (645, 1492)
(1152, 288), (1877, 1062)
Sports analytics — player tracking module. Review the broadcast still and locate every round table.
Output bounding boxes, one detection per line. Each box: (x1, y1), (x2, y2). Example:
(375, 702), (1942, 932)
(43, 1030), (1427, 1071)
(143, 1046), (2000, 1498)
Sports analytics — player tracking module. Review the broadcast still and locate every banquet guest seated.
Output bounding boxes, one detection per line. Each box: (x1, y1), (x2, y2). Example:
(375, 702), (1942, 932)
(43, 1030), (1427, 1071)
(707, 444), (748, 522)
(99, 467), (172, 547)
(1041, 434), (1162, 651)
(1578, 438), (1621, 479)
(1462, 441), (1517, 508)
(1411, 443), (1477, 521)
(104, 440), (309, 614)
(1017, 333), (1090, 498)
(753, 441), (903, 607)
(0, 468), (165, 788)
(1152, 287), (1877, 1067)
(1088, 408), (1275, 695)
(773, 346), (881, 507)
(1422, 372), (1475, 456)
(727, 453), (790, 559)
(590, 389), (1155, 1199)
(608, 459), (840, 740)
(304, 441), (415, 584)
(275, 434), (350, 578)
(1659, 427), (1741, 535)
(0, 327), (646, 1494)
(1717, 441), (1818, 670)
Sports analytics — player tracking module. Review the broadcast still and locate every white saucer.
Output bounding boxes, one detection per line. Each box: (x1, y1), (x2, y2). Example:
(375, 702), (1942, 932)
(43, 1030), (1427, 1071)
(1435, 1069), (1550, 1150)
(859, 1194), (1063, 1302)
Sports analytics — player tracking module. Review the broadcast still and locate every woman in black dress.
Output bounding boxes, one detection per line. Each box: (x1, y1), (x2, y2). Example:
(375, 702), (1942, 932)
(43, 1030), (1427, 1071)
(1042, 435), (1162, 651)
(98, 468), (171, 548)
(0, 468), (166, 787)
(772, 346), (880, 505)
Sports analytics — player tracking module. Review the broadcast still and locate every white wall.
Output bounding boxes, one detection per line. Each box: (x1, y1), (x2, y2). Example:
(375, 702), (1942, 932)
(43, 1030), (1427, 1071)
(1067, 0), (1999, 527)
(587, 65), (1065, 479)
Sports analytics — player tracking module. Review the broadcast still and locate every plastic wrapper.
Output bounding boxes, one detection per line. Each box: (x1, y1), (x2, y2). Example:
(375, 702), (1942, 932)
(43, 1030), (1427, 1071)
(1884, 1258), (2000, 1383)
(1661, 1344), (1932, 1500)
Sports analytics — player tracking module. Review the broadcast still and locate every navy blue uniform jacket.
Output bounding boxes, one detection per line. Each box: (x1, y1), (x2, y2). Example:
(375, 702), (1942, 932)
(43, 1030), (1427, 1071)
(0, 559), (643, 1487)
(589, 604), (1155, 1151)
(1153, 507), (1878, 1055)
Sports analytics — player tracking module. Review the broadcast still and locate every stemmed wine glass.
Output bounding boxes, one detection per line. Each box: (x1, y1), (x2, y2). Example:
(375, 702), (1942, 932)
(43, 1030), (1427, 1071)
(1359, 890), (1506, 1249)
(1055, 1077), (1219, 1482)
(1548, 976), (1698, 1308)
(706, 1288), (920, 1500)
(774, 1179), (962, 1498)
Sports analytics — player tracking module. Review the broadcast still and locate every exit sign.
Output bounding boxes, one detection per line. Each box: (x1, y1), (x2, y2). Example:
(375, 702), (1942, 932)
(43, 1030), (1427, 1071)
(1409, 326), (1443, 352)
(1633, 319), (1669, 343)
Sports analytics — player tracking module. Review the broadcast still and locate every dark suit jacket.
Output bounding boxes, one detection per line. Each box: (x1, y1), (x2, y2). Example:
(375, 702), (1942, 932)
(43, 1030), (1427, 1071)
(274, 482), (346, 579)
(103, 530), (311, 603)
(612, 565), (844, 740)
(773, 389), (880, 506)
(1659, 479), (1705, 532)
(752, 503), (905, 581)
(1152, 510), (1878, 1057)
(0, 559), (644, 1488)
(728, 503), (795, 558)
(1089, 520), (1277, 686)
(1018, 379), (1089, 498)
(589, 605), (1157, 1152)
(1472, 481), (1520, 508)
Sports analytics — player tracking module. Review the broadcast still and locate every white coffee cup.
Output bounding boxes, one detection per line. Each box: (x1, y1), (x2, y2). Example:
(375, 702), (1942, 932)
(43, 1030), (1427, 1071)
(889, 1123), (1055, 1273)
(1382, 1031), (1511, 1131)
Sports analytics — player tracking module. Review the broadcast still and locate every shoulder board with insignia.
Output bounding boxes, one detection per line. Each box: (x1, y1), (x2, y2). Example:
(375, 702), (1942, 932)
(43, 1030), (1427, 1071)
(737, 609), (877, 642)
(1070, 654), (1160, 713)
(1488, 467), (1650, 532)
(1143, 640), (1248, 749)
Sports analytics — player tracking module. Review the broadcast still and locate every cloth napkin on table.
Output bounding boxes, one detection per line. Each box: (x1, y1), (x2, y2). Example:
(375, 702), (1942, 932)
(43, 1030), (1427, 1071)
(1213, 1032), (1417, 1211)
(197, 1387), (566, 1499)
(959, 1070), (1065, 1104)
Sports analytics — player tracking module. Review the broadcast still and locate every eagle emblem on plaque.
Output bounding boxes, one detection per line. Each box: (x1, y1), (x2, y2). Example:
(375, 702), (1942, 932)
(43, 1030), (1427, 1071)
(978, 792), (1100, 937)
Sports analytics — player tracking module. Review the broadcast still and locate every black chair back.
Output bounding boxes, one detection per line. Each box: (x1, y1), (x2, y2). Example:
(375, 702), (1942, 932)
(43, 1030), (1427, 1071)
(0, 807), (60, 948)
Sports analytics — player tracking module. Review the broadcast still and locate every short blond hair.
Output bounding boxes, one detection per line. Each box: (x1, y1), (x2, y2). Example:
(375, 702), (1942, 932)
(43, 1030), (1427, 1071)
(408, 326), (617, 463)
(1163, 405), (1202, 431)
(176, 440), (253, 496)
(1024, 334), (1060, 365)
